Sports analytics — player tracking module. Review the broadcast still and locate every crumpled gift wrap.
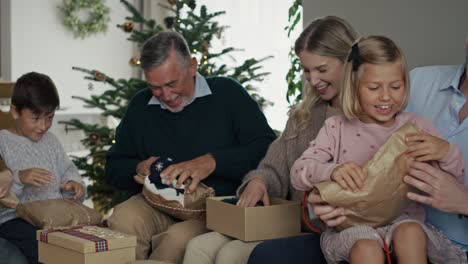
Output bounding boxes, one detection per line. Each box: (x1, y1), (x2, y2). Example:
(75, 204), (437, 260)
(313, 123), (419, 231)
(0, 161), (18, 208)
(16, 199), (102, 229)
(142, 178), (215, 220)
(136, 157), (215, 220)
(0, 159), (7, 171)
(0, 192), (19, 208)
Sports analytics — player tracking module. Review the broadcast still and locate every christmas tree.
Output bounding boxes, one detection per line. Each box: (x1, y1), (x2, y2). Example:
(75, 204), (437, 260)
(61, 0), (272, 213)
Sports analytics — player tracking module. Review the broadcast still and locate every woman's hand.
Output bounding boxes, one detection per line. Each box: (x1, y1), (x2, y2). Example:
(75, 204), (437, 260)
(330, 162), (366, 192)
(237, 178), (270, 207)
(405, 132), (449, 161)
(308, 192), (346, 227)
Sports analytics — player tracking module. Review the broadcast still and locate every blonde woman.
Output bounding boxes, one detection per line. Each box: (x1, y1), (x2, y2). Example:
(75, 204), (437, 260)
(183, 15), (358, 264)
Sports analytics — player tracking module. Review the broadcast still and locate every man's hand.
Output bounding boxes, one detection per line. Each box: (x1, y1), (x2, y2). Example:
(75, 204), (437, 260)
(405, 132), (449, 161)
(18, 168), (53, 187)
(237, 178), (270, 207)
(60, 181), (85, 200)
(308, 192), (346, 227)
(136, 156), (159, 176)
(404, 161), (468, 215)
(0, 170), (13, 198)
(160, 154), (216, 193)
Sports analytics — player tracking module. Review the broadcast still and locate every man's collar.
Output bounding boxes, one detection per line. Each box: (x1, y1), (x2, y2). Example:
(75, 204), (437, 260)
(440, 64), (466, 91)
(148, 72), (212, 107)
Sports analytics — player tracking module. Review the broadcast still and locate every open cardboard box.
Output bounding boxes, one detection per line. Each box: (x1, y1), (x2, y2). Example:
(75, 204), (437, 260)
(206, 196), (301, 241)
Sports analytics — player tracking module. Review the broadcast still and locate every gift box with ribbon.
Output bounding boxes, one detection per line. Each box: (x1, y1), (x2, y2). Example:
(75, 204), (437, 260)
(37, 225), (137, 264)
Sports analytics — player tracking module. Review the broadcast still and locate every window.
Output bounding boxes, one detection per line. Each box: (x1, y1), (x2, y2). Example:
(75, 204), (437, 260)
(196, 0), (302, 130)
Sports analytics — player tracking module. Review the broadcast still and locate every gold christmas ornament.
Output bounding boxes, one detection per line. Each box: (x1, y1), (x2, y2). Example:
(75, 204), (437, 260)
(120, 21), (134, 33)
(89, 132), (100, 142)
(129, 57), (141, 67)
(94, 71), (106, 81)
(201, 42), (209, 53)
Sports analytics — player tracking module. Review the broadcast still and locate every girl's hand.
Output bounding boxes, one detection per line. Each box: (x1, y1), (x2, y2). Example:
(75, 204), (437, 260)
(237, 178), (270, 207)
(60, 181), (85, 200)
(330, 162), (366, 192)
(405, 132), (449, 161)
(308, 193), (346, 227)
(18, 168), (53, 187)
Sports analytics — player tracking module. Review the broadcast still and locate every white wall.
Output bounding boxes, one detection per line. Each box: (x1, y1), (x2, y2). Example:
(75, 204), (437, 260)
(2, 0), (134, 113)
(303, 0), (468, 69)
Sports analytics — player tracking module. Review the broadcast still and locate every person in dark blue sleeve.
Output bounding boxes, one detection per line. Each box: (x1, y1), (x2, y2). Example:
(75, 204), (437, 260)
(105, 31), (276, 262)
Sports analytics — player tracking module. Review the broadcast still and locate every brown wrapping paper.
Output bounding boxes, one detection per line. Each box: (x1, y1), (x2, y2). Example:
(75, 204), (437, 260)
(137, 175), (215, 220)
(17, 199), (102, 229)
(0, 192), (19, 208)
(0, 159), (7, 171)
(0, 160), (18, 208)
(313, 124), (419, 231)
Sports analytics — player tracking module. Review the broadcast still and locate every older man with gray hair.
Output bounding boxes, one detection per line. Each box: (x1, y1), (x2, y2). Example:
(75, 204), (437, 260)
(105, 31), (275, 263)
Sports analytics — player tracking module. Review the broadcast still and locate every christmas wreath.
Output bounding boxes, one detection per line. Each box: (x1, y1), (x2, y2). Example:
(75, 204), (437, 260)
(59, 0), (110, 39)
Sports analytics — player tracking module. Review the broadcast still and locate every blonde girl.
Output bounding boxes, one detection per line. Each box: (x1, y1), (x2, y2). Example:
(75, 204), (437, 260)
(291, 36), (466, 264)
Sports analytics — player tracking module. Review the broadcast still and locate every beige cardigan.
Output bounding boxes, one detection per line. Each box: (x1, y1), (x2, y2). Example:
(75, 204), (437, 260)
(237, 101), (330, 202)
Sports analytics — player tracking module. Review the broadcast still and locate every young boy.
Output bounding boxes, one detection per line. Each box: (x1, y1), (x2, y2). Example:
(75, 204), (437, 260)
(0, 72), (85, 264)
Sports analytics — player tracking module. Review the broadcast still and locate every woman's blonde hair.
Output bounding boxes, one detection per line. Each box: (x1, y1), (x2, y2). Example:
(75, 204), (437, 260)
(340, 36), (410, 120)
(290, 16), (357, 131)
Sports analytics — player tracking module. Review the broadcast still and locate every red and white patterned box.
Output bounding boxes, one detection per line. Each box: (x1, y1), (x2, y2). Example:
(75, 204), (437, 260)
(37, 225), (136, 264)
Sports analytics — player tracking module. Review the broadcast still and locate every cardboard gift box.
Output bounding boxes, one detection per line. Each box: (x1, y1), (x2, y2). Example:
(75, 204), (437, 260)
(37, 225), (137, 264)
(206, 196), (301, 241)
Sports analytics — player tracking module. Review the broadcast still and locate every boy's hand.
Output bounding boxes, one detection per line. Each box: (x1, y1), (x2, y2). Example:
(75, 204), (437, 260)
(60, 181), (85, 200)
(405, 132), (449, 161)
(0, 170), (13, 198)
(331, 162), (366, 192)
(18, 168), (53, 187)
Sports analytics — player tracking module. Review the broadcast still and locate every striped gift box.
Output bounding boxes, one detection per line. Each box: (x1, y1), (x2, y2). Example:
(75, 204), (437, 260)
(37, 225), (137, 264)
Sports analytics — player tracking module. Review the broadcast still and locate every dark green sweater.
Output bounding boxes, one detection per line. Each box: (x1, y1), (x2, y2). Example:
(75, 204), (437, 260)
(105, 76), (276, 196)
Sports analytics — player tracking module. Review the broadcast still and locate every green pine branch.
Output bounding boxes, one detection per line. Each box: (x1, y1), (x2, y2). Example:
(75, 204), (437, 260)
(285, 0), (303, 105)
